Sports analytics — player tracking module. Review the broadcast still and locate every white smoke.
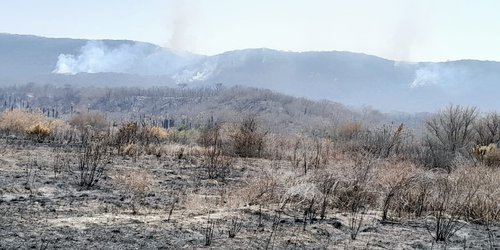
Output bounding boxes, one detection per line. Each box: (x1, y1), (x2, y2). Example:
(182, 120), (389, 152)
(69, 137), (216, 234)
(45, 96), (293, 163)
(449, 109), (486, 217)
(410, 64), (441, 88)
(410, 63), (470, 90)
(171, 59), (217, 83)
(53, 41), (200, 75)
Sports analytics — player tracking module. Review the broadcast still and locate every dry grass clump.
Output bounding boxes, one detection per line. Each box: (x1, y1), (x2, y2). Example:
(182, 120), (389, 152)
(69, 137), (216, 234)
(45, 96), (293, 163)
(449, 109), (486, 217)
(331, 156), (379, 212)
(453, 166), (500, 225)
(0, 109), (45, 135)
(114, 123), (169, 153)
(26, 119), (74, 142)
(46, 119), (72, 135)
(115, 122), (139, 146)
(166, 127), (200, 144)
(145, 126), (169, 142)
(122, 143), (142, 158)
(25, 123), (50, 142)
(480, 150), (500, 167)
(181, 191), (222, 214)
(374, 161), (421, 221)
(235, 165), (300, 210)
(232, 147), (500, 242)
(120, 142), (205, 159)
(264, 134), (335, 173)
(0, 109), (74, 142)
(334, 121), (363, 141)
(69, 112), (108, 131)
(113, 170), (154, 214)
(156, 144), (204, 158)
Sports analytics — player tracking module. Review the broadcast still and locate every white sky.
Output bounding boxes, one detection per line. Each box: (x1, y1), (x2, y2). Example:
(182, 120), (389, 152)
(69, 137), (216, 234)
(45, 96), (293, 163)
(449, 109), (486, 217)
(1, 0), (499, 62)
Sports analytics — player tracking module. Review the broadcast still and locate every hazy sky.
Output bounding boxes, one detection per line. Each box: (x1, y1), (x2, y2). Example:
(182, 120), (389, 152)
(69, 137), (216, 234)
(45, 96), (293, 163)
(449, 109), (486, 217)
(1, 0), (499, 62)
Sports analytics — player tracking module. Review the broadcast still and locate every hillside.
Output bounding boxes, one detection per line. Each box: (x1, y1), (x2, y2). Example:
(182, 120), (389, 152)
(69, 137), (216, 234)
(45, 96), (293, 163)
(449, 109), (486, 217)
(2, 33), (500, 112)
(0, 83), (376, 133)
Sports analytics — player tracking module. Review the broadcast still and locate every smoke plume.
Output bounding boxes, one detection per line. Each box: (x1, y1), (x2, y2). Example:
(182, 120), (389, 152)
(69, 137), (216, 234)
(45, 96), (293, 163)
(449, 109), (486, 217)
(167, 1), (194, 52)
(53, 41), (200, 75)
(410, 63), (470, 91)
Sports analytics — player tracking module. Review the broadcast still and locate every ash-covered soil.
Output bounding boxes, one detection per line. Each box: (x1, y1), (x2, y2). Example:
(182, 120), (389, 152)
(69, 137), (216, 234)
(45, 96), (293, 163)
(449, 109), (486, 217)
(0, 141), (498, 249)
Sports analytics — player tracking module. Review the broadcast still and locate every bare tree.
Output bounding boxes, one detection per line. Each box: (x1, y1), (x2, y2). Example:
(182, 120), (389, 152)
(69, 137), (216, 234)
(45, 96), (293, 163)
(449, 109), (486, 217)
(424, 105), (478, 169)
(474, 112), (500, 145)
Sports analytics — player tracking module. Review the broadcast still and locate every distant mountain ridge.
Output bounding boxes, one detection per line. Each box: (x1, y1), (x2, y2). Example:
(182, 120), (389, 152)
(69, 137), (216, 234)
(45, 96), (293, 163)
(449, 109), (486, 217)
(1, 33), (500, 112)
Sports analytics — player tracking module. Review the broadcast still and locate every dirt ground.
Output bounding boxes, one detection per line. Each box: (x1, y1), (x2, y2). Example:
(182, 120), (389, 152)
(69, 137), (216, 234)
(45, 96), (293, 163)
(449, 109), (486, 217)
(0, 140), (498, 249)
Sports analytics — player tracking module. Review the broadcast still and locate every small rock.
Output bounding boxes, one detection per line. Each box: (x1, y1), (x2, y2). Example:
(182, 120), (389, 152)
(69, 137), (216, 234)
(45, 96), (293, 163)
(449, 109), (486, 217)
(361, 226), (378, 233)
(330, 220), (342, 229)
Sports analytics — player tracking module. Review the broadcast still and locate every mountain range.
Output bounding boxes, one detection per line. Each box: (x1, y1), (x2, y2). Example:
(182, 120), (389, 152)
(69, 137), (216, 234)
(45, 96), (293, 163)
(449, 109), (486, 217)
(1, 33), (500, 112)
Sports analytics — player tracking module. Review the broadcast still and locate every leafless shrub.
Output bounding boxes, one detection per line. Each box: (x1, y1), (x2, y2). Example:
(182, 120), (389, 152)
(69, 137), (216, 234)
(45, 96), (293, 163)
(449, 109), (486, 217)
(330, 155), (378, 240)
(23, 157), (38, 193)
(113, 170), (154, 214)
(37, 237), (50, 250)
(395, 171), (435, 218)
(166, 192), (180, 222)
(347, 157), (377, 240)
(115, 122), (139, 150)
(291, 134), (303, 168)
(361, 123), (412, 158)
(198, 123), (220, 147)
(227, 217), (243, 238)
(70, 112), (108, 143)
(230, 116), (267, 158)
(52, 149), (72, 177)
(348, 204), (366, 240)
(115, 123), (171, 155)
(284, 135), (332, 174)
(199, 123), (232, 179)
(426, 174), (467, 242)
(176, 147), (185, 159)
(265, 210), (283, 250)
(309, 137), (332, 170)
(203, 215), (217, 246)
(334, 156), (378, 212)
(78, 139), (108, 188)
(263, 134), (290, 161)
(241, 169), (281, 207)
(206, 154), (233, 180)
(313, 172), (338, 220)
(281, 181), (321, 229)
